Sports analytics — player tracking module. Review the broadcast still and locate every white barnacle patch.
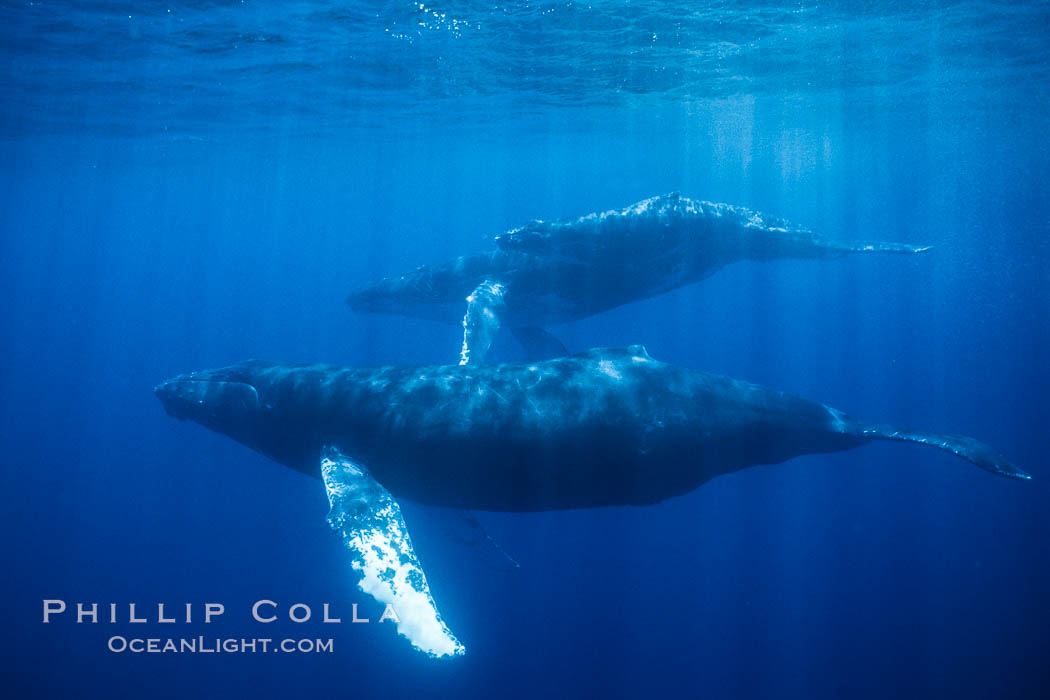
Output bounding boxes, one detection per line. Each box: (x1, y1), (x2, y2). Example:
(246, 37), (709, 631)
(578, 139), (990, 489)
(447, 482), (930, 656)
(597, 359), (622, 380)
(321, 447), (464, 658)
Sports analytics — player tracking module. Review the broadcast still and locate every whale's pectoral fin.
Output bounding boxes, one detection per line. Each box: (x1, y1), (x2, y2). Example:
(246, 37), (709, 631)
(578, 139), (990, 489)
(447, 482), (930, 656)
(511, 326), (568, 361)
(321, 446), (465, 658)
(422, 506), (520, 572)
(460, 280), (507, 365)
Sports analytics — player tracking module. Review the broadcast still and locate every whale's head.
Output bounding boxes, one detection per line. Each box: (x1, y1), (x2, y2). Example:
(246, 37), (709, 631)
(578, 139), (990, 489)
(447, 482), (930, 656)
(347, 263), (472, 323)
(154, 362), (317, 471)
(347, 276), (408, 315)
(155, 373), (262, 422)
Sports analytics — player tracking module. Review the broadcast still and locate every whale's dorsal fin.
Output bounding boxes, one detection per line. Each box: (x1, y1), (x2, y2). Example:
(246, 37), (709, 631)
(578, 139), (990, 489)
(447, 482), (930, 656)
(460, 280), (506, 365)
(625, 344), (652, 360)
(321, 446), (464, 658)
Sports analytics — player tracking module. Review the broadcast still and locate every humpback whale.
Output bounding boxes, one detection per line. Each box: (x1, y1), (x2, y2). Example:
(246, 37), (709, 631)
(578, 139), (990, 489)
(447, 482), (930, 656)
(347, 194), (931, 364)
(155, 347), (1027, 658)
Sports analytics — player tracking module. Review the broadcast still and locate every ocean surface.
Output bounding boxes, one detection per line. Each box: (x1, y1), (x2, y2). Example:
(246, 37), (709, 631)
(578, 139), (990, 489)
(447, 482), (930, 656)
(2, 1), (1048, 698)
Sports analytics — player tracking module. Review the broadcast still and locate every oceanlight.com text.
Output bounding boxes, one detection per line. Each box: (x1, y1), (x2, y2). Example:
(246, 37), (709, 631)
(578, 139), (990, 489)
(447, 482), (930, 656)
(107, 636), (334, 654)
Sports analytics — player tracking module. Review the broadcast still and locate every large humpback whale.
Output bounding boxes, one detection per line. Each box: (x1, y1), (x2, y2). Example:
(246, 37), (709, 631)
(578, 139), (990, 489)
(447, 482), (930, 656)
(155, 347), (1027, 658)
(347, 194), (930, 364)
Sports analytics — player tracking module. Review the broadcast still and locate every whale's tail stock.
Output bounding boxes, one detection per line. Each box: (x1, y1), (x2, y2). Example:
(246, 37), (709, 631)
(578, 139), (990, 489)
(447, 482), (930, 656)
(861, 424), (1031, 480)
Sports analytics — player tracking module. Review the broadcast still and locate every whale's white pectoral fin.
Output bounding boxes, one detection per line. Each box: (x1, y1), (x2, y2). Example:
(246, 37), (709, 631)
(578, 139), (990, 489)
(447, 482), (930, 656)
(320, 446), (465, 658)
(460, 279), (506, 365)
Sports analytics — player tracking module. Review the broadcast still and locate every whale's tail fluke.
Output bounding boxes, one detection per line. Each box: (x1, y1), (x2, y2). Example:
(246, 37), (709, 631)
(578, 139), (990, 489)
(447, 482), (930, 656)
(817, 240), (933, 256)
(861, 424), (1030, 480)
(837, 241), (933, 254)
(772, 235), (933, 261)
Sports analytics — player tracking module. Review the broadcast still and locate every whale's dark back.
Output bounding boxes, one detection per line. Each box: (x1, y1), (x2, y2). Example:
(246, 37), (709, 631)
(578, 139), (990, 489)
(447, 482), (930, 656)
(193, 347), (863, 511)
(347, 194), (863, 329)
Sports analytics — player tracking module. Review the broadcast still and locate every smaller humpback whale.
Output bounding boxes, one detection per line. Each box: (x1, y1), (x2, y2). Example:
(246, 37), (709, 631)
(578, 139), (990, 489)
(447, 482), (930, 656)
(347, 193), (931, 364)
(155, 348), (1027, 658)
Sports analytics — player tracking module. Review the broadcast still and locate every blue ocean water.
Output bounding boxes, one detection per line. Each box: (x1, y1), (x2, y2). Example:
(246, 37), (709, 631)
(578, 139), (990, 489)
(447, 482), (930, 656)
(2, 1), (1048, 697)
